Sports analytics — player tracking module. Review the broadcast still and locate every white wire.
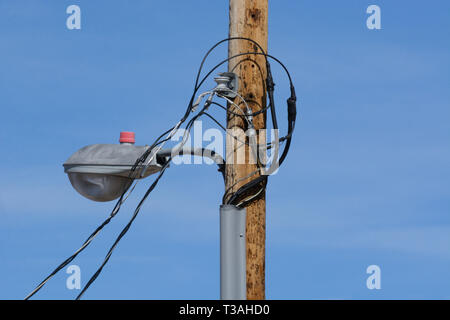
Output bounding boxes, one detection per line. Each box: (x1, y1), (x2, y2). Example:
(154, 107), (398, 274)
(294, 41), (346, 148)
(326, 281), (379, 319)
(192, 91), (213, 112)
(216, 93), (251, 126)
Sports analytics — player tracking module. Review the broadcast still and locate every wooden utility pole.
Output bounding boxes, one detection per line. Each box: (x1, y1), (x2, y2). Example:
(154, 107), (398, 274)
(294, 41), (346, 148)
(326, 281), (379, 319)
(226, 0), (268, 300)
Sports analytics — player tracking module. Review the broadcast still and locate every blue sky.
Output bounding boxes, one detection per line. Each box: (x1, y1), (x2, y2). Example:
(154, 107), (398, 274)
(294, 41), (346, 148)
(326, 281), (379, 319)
(1, 0), (449, 299)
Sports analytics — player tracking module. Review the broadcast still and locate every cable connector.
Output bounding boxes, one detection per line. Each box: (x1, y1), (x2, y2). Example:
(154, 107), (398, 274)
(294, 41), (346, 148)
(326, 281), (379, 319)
(287, 85), (297, 123)
(245, 107), (254, 127)
(204, 92), (214, 109)
(192, 91), (212, 113)
(266, 62), (275, 92)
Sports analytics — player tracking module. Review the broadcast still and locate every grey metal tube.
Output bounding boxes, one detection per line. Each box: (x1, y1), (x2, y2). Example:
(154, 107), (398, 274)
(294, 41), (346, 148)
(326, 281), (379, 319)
(220, 204), (246, 300)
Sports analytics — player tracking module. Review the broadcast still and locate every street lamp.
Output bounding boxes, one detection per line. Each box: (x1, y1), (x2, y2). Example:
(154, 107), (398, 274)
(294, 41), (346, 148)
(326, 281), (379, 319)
(63, 132), (163, 202)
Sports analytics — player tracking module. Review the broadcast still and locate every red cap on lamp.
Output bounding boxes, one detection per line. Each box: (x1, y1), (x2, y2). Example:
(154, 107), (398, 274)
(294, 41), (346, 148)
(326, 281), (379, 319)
(119, 131), (135, 144)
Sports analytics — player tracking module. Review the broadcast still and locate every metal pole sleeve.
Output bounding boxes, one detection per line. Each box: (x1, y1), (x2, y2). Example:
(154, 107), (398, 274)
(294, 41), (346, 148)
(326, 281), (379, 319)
(220, 204), (246, 300)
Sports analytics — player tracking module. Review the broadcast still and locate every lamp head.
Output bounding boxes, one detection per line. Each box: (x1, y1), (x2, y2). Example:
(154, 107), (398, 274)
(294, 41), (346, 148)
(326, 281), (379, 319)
(63, 133), (163, 202)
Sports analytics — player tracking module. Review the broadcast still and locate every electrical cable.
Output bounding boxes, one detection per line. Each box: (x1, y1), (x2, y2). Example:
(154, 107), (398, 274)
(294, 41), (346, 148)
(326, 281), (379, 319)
(194, 37), (268, 92)
(236, 186), (266, 208)
(222, 169), (260, 204)
(24, 186), (130, 300)
(226, 175), (267, 206)
(216, 94), (251, 126)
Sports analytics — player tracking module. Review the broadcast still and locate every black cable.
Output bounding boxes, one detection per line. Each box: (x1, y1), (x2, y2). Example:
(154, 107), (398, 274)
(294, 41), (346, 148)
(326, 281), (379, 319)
(202, 112), (227, 131)
(194, 37), (268, 91)
(24, 185), (130, 300)
(237, 185), (267, 208)
(226, 175), (267, 206)
(278, 84), (297, 166)
(196, 52), (291, 101)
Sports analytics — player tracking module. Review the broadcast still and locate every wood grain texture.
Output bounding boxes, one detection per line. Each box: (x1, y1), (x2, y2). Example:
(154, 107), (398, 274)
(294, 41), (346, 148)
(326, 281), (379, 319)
(227, 0), (268, 300)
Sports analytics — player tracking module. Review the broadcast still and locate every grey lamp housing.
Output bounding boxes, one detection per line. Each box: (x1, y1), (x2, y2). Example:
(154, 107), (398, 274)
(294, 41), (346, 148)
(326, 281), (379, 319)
(63, 144), (163, 202)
